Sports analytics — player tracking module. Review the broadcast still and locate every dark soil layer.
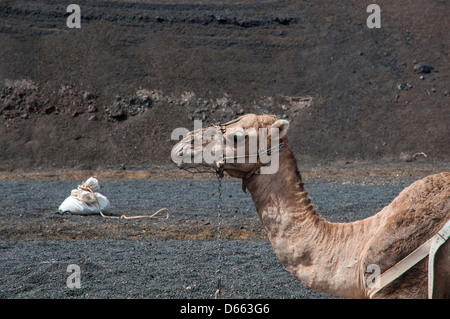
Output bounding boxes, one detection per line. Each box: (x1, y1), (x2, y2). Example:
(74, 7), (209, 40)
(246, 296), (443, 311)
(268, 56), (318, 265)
(0, 239), (332, 299)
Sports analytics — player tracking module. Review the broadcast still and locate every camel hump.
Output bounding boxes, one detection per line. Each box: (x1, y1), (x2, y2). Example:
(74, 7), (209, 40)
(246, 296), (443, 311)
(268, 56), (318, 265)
(392, 171), (450, 224)
(363, 172), (450, 273)
(413, 172), (449, 217)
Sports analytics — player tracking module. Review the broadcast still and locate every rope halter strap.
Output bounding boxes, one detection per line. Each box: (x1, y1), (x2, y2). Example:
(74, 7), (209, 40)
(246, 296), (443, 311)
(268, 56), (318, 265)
(212, 119), (286, 192)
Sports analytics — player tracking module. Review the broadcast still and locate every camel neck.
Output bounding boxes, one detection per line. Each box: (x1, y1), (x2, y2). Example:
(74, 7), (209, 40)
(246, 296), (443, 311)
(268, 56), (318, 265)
(245, 147), (370, 298)
(246, 147), (325, 239)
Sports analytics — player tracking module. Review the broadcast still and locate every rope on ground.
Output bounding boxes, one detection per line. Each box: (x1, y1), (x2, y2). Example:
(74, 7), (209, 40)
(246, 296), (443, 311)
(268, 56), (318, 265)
(78, 184), (170, 220)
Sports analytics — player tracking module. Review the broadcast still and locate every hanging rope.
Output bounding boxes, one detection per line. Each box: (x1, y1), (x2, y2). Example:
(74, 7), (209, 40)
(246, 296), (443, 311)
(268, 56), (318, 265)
(214, 170), (224, 299)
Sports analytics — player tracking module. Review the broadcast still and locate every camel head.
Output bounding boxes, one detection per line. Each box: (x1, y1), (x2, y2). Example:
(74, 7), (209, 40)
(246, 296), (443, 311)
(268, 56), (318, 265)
(171, 114), (289, 181)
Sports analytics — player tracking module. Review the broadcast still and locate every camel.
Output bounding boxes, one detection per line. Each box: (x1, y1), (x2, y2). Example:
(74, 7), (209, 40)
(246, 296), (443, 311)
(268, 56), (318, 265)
(171, 114), (450, 299)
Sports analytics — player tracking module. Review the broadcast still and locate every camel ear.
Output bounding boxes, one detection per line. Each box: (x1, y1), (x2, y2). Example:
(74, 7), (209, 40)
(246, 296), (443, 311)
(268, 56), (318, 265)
(271, 119), (289, 138)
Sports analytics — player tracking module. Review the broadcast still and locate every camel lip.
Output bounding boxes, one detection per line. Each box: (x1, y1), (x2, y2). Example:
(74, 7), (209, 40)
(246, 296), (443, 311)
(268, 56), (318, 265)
(176, 162), (190, 169)
(170, 157), (187, 169)
(171, 160), (196, 170)
(172, 160), (219, 174)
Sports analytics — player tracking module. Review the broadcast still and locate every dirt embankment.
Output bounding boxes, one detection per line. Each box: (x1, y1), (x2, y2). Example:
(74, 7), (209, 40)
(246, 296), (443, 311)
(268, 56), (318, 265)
(0, 0), (449, 172)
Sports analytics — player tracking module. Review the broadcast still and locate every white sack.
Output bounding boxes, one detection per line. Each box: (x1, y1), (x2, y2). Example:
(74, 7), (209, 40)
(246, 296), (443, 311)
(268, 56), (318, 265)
(58, 177), (111, 215)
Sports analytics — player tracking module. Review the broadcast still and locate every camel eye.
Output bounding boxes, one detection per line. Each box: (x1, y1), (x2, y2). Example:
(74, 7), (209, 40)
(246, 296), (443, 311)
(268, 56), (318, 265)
(228, 129), (246, 145)
(232, 134), (246, 145)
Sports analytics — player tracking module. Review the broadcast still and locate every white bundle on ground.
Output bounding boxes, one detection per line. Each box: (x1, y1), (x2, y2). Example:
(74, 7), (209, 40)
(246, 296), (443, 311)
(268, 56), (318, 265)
(58, 176), (169, 220)
(58, 177), (111, 215)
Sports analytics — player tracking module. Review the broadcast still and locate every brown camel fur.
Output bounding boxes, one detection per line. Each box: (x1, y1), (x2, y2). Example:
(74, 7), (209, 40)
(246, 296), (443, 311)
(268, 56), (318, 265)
(171, 114), (450, 299)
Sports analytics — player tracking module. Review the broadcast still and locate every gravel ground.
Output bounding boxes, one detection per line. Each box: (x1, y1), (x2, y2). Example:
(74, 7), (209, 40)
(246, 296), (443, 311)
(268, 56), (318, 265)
(0, 176), (418, 298)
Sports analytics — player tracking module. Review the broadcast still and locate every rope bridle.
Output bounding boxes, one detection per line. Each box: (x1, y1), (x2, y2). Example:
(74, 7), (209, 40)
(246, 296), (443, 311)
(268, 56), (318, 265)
(212, 119), (286, 192)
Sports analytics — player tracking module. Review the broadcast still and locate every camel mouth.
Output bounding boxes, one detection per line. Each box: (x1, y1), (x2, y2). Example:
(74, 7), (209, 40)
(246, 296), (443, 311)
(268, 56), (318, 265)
(170, 152), (191, 169)
(174, 160), (219, 174)
(171, 147), (218, 174)
(175, 162), (192, 170)
(171, 135), (221, 173)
